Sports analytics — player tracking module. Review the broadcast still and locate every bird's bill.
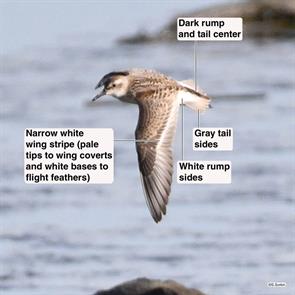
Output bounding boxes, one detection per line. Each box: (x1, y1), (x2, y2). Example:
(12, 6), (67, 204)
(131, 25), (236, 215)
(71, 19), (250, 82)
(92, 88), (105, 101)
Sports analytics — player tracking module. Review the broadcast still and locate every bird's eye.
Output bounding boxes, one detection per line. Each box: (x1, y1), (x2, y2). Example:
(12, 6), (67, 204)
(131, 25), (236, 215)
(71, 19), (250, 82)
(112, 83), (116, 87)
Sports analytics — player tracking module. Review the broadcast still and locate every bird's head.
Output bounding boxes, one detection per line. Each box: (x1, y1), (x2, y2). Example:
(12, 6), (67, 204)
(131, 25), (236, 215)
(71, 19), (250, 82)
(93, 71), (130, 101)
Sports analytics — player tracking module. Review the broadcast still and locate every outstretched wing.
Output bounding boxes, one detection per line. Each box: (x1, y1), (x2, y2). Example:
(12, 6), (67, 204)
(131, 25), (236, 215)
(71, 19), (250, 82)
(135, 87), (180, 222)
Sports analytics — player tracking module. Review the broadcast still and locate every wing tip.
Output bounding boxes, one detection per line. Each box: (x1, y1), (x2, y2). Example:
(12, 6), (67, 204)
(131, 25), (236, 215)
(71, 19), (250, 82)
(152, 209), (166, 223)
(140, 173), (169, 224)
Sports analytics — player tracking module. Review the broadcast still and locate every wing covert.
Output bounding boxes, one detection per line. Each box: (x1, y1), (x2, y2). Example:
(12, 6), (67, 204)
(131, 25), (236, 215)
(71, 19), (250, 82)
(135, 88), (179, 222)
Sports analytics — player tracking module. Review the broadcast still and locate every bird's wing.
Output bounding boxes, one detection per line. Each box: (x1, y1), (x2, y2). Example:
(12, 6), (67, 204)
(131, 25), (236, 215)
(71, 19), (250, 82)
(135, 87), (180, 222)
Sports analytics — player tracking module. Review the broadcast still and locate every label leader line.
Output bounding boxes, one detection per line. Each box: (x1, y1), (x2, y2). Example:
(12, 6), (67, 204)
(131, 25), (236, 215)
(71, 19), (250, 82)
(194, 41), (200, 128)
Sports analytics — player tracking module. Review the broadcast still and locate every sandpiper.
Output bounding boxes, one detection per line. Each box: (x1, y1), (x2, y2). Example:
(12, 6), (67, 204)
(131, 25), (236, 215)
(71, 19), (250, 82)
(93, 69), (210, 222)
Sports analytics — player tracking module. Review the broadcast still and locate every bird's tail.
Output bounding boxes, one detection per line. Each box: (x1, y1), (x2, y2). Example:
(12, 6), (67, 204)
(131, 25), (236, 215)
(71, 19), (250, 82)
(178, 80), (211, 112)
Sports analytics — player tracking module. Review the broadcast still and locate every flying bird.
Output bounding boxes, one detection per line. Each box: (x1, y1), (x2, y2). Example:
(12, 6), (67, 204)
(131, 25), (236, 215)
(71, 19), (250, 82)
(93, 69), (210, 222)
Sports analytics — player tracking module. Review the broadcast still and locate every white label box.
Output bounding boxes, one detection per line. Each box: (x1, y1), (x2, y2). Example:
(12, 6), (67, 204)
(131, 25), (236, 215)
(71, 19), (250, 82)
(177, 17), (243, 41)
(177, 161), (232, 184)
(24, 128), (114, 184)
(193, 128), (233, 151)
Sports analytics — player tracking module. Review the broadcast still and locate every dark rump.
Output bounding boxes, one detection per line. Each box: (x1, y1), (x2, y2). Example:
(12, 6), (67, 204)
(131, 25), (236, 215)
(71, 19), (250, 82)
(184, 86), (210, 100)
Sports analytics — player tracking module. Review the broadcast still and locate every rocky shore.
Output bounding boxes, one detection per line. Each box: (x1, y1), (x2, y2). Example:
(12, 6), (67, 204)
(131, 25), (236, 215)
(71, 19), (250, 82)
(94, 278), (206, 295)
(119, 0), (295, 44)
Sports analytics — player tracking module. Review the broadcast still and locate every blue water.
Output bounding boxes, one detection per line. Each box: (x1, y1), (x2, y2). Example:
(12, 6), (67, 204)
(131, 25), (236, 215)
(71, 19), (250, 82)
(1, 1), (295, 295)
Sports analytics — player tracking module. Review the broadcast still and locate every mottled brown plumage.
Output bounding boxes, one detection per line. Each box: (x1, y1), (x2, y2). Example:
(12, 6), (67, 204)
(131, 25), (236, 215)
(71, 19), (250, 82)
(93, 69), (210, 222)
